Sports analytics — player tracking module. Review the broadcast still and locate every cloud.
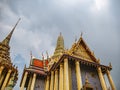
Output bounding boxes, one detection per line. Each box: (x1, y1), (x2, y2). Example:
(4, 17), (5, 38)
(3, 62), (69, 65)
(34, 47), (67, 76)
(0, 0), (120, 89)
(91, 0), (109, 12)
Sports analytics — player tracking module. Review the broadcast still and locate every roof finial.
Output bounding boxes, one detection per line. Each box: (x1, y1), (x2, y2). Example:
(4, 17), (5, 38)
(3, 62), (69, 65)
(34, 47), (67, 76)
(60, 32), (62, 36)
(2, 18), (21, 46)
(30, 51), (33, 66)
(42, 52), (44, 60)
(24, 64), (26, 69)
(109, 62), (112, 68)
(30, 51), (33, 59)
(75, 36), (77, 43)
(46, 51), (49, 59)
(80, 32), (83, 37)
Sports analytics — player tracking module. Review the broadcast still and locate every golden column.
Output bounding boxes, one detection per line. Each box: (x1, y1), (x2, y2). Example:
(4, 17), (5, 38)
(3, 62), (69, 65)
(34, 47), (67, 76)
(59, 63), (63, 90)
(0, 66), (5, 86)
(50, 71), (54, 90)
(75, 61), (82, 90)
(97, 67), (107, 90)
(20, 71), (28, 90)
(106, 70), (116, 90)
(69, 63), (72, 90)
(45, 75), (50, 90)
(64, 58), (69, 90)
(30, 73), (37, 90)
(1, 69), (12, 90)
(0, 66), (4, 77)
(0, 74), (5, 86)
(54, 70), (58, 90)
(27, 75), (32, 90)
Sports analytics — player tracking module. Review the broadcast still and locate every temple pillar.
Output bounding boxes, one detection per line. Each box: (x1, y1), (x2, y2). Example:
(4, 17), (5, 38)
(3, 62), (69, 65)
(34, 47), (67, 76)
(64, 58), (69, 90)
(45, 75), (50, 90)
(0, 66), (4, 77)
(30, 73), (37, 90)
(1, 69), (12, 90)
(54, 70), (58, 90)
(106, 70), (116, 90)
(50, 71), (54, 90)
(69, 63), (72, 90)
(0, 73), (5, 87)
(27, 74), (32, 90)
(75, 61), (82, 90)
(20, 71), (28, 90)
(59, 63), (63, 90)
(97, 67), (107, 90)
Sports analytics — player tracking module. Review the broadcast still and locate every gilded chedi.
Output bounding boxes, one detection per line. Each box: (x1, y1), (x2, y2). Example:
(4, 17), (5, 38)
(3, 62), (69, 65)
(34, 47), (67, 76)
(0, 19), (20, 90)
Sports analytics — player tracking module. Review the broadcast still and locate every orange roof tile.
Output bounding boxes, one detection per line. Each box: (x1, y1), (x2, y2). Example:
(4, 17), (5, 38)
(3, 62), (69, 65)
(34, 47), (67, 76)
(33, 59), (43, 68)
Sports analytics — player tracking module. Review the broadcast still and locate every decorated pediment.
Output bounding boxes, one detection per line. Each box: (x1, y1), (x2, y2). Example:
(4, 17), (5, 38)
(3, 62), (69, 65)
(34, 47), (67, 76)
(69, 37), (97, 62)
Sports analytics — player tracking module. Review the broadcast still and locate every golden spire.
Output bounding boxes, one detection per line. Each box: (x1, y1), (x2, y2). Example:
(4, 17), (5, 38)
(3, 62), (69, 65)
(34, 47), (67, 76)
(2, 18), (21, 46)
(80, 32), (83, 38)
(53, 32), (64, 57)
(0, 18), (21, 63)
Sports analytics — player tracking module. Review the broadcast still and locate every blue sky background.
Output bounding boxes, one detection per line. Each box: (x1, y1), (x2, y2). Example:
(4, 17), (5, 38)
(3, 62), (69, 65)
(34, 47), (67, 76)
(0, 0), (120, 89)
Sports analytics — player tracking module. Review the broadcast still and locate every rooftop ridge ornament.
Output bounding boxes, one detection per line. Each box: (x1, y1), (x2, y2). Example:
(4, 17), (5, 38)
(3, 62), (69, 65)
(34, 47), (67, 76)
(42, 52), (44, 60)
(75, 35), (77, 43)
(2, 18), (21, 46)
(30, 51), (33, 66)
(46, 51), (49, 59)
(60, 32), (62, 36)
(109, 62), (112, 68)
(80, 32), (83, 37)
(30, 51), (33, 59)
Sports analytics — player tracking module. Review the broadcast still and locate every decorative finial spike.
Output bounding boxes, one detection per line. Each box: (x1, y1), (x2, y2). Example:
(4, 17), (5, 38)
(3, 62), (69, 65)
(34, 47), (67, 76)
(42, 52), (44, 60)
(24, 64), (26, 69)
(30, 51), (32, 59)
(60, 32), (62, 36)
(46, 51), (49, 59)
(2, 18), (21, 45)
(109, 62), (112, 68)
(29, 51), (33, 66)
(12, 18), (21, 32)
(80, 32), (83, 37)
(75, 36), (77, 43)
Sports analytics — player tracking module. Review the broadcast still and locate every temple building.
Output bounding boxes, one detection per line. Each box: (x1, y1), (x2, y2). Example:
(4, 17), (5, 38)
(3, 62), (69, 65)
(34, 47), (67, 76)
(20, 33), (116, 90)
(0, 19), (20, 90)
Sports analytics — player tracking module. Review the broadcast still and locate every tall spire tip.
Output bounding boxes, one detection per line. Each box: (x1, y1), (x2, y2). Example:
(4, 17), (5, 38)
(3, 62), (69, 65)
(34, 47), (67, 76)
(2, 18), (21, 45)
(80, 32), (83, 37)
(60, 32), (62, 36)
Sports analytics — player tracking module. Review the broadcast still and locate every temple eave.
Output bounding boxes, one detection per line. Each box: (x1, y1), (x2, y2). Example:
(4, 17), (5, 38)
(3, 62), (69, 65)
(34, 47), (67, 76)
(49, 54), (112, 72)
(25, 68), (47, 76)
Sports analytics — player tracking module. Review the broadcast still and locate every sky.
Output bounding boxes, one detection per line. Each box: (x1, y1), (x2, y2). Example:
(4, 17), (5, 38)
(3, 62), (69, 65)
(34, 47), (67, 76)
(0, 0), (120, 89)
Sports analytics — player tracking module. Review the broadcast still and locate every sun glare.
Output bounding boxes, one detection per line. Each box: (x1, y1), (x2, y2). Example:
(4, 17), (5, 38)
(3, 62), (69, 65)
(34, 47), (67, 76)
(94, 0), (108, 10)
(91, 0), (108, 12)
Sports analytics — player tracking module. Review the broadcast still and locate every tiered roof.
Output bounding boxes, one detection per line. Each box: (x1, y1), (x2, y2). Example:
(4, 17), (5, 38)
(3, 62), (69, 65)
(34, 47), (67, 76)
(23, 33), (112, 76)
(24, 57), (49, 76)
